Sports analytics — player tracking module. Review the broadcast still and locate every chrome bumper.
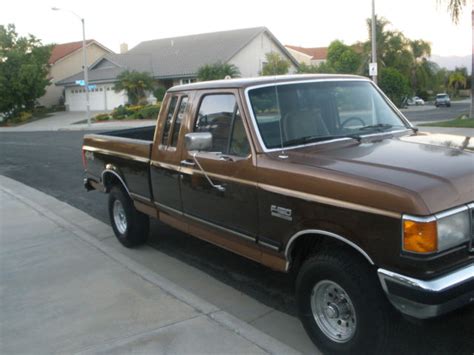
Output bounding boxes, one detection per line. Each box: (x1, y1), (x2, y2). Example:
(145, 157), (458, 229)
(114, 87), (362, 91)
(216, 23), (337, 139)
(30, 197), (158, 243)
(378, 264), (474, 319)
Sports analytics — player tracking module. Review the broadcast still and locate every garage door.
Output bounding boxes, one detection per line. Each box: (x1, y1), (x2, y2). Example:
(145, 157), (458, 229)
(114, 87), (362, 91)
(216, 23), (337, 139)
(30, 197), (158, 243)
(66, 87), (87, 111)
(89, 87), (106, 111)
(66, 85), (127, 111)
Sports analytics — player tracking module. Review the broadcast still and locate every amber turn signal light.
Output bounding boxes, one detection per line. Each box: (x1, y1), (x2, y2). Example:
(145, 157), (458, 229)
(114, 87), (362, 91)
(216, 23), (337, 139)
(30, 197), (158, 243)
(403, 219), (437, 253)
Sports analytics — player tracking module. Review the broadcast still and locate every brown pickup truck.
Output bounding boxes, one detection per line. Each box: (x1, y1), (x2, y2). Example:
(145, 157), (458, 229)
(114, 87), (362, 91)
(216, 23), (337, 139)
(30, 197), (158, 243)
(83, 75), (474, 354)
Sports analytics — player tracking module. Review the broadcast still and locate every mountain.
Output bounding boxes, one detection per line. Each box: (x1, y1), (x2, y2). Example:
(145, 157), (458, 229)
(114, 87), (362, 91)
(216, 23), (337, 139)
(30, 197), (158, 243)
(430, 55), (472, 73)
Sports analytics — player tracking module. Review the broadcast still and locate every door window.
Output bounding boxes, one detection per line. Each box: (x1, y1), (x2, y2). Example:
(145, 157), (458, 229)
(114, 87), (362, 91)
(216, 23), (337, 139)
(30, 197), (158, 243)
(170, 96), (188, 147)
(162, 96), (178, 144)
(194, 94), (250, 156)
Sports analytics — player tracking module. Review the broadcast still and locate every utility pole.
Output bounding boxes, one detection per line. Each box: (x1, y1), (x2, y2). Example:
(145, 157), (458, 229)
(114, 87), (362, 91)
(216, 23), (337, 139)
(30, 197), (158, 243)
(370, 0), (378, 84)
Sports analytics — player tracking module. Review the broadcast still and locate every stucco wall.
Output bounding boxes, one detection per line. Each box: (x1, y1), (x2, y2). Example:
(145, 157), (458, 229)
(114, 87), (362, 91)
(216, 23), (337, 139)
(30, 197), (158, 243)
(38, 43), (111, 107)
(228, 32), (298, 78)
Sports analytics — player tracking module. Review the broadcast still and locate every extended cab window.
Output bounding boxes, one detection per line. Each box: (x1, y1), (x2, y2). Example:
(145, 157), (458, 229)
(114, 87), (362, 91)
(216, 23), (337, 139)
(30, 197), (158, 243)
(195, 95), (250, 156)
(162, 96), (178, 145)
(170, 96), (188, 147)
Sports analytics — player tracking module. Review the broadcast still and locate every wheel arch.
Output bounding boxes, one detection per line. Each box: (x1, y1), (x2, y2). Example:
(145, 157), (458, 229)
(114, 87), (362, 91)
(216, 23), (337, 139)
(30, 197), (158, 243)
(285, 229), (375, 272)
(101, 167), (130, 195)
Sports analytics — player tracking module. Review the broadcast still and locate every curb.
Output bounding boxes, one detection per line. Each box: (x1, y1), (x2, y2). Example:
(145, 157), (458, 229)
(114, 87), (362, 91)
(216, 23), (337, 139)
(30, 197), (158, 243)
(0, 176), (300, 355)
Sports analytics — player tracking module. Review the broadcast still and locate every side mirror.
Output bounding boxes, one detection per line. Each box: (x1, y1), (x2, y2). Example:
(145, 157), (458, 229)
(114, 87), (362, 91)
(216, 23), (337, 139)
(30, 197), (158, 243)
(185, 132), (212, 151)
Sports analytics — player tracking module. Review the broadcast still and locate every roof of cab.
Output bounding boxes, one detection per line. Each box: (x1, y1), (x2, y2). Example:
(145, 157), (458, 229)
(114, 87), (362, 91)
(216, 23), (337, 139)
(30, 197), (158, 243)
(167, 74), (369, 92)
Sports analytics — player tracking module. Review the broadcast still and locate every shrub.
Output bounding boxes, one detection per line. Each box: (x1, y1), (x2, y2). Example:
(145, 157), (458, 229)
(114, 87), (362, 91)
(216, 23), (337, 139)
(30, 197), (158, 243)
(95, 113), (111, 121)
(379, 68), (410, 107)
(131, 104), (161, 120)
(153, 87), (166, 102)
(111, 105), (130, 120)
(18, 111), (32, 122)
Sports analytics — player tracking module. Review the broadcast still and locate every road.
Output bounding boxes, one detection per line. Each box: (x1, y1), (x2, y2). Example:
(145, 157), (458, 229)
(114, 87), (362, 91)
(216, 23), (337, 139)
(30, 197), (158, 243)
(402, 100), (470, 122)
(1, 130), (473, 354)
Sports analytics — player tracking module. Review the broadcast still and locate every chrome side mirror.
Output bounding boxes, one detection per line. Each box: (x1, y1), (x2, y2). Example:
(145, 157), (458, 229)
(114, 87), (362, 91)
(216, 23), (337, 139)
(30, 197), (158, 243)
(184, 132), (212, 152)
(182, 132), (225, 192)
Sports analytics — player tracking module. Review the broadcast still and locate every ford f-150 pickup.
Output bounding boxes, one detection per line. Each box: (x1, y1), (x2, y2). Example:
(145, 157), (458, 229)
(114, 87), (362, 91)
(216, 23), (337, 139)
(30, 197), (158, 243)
(83, 75), (474, 354)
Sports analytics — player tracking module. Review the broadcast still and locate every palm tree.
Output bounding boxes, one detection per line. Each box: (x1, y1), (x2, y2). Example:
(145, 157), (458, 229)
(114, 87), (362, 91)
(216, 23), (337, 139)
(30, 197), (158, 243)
(441, 0), (467, 24)
(197, 62), (240, 81)
(438, 0), (471, 117)
(409, 40), (432, 93)
(114, 70), (154, 105)
(448, 72), (467, 95)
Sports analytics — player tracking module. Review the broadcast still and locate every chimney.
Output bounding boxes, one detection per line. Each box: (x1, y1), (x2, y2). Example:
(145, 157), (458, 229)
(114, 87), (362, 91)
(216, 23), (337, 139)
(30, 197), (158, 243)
(120, 43), (128, 54)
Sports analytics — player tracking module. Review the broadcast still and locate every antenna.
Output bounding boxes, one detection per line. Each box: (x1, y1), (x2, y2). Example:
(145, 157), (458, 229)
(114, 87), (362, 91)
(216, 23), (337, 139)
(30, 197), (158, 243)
(274, 78), (288, 159)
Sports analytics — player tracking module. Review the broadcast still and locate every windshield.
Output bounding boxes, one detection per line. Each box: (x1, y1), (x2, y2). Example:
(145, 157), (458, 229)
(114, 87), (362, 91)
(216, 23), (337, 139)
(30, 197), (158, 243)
(247, 80), (409, 149)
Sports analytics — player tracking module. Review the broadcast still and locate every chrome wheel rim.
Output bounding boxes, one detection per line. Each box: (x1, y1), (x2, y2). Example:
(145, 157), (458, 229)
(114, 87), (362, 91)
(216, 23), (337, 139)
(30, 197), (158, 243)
(113, 200), (127, 234)
(311, 280), (357, 343)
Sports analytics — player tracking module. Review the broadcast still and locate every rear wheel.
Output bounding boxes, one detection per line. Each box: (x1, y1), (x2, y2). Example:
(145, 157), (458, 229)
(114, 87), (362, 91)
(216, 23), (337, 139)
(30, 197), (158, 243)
(108, 185), (149, 247)
(296, 249), (397, 354)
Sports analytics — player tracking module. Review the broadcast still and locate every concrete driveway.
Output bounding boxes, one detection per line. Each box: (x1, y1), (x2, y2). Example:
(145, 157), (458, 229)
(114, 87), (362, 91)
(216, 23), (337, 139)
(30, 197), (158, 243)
(0, 111), (155, 132)
(0, 112), (89, 132)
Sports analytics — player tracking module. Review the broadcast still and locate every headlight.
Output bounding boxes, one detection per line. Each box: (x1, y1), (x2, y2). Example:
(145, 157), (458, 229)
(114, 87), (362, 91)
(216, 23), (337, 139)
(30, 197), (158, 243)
(403, 207), (470, 254)
(437, 209), (470, 251)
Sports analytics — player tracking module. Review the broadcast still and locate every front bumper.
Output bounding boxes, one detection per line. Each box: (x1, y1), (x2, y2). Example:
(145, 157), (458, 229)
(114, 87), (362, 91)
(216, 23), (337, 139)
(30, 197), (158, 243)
(378, 264), (474, 319)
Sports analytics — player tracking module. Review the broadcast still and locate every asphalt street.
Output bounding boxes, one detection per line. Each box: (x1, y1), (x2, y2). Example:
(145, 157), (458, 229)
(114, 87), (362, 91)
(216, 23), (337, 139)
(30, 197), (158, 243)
(1, 130), (473, 354)
(402, 100), (470, 122)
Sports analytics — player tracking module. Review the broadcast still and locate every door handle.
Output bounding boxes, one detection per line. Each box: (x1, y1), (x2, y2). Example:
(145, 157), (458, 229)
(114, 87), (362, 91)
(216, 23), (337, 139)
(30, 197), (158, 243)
(180, 159), (195, 167)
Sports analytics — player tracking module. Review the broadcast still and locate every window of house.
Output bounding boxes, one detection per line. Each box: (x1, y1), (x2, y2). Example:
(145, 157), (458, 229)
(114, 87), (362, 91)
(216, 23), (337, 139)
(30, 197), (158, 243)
(194, 94), (250, 156)
(180, 79), (196, 85)
(162, 96), (178, 145)
(170, 96), (188, 147)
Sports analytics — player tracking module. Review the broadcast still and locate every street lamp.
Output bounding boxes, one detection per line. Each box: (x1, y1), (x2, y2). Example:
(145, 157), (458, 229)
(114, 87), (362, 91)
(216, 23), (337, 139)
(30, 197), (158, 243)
(52, 7), (91, 127)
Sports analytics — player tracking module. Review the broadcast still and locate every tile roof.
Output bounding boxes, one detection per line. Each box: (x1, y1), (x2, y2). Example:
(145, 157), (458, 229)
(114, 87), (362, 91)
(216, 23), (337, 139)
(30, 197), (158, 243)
(49, 40), (94, 64)
(285, 45), (328, 60)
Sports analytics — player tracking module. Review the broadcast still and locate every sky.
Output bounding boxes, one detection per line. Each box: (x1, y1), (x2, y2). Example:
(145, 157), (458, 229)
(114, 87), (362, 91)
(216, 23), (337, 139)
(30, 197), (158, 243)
(1, 0), (472, 57)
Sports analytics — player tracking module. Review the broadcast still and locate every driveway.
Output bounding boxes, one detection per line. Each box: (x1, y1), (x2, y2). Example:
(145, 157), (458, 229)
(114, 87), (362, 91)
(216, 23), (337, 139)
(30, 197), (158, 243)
(0, 111), (154, 132)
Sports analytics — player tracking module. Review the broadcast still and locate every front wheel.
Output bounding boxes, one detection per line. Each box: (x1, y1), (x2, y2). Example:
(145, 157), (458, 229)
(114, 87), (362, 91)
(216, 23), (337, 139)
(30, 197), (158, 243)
(108, 185), (149, 248)
(296, 249), (397, 354)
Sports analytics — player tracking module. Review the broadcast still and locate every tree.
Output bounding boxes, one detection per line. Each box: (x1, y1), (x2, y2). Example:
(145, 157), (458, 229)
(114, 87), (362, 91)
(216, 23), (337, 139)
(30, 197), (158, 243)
(261, 52), (290, 76)
(197, 62), (240, 81)
(326, 40), (362, 74)
(378, 67), (410, 107)
(0, 24), (52, 120)
(114, 70), (154, 105)
(297, 61), (334, 74)
(448, 71), (467, 95)
(440, 0), (467, 24)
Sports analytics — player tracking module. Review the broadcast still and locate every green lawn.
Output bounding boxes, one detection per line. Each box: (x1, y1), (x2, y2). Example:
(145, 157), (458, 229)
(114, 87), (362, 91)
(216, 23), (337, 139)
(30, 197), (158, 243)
(420, 117), (474, 128)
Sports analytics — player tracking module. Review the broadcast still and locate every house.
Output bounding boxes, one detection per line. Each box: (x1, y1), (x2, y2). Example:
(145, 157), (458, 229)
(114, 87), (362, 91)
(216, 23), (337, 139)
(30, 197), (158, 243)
(56, 27), (299, 112)
(38, 40), (114, 108)
(285, 45), (328, 66)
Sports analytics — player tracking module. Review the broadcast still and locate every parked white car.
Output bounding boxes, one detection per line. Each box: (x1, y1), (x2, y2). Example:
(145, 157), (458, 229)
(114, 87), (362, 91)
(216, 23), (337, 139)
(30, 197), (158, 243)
(408, 96), (425, 106)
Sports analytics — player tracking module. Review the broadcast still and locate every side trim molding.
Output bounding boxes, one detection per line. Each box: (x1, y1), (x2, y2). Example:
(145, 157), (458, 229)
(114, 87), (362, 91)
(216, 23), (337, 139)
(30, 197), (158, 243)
(285, 229), (375, 269)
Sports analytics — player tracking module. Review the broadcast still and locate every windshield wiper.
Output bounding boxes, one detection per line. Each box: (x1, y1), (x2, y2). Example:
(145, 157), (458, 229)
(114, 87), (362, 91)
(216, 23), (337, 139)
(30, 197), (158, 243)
(359, 123), (394, 131)
(283, 134), (361, 147)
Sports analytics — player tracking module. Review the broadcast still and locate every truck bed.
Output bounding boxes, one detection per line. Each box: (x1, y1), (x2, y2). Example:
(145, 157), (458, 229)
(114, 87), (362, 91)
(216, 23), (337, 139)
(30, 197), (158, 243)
(82, 126), (156, 201)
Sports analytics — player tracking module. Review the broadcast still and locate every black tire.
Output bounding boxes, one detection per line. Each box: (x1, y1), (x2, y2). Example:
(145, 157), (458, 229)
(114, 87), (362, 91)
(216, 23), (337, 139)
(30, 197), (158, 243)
(296, 249), (397, 355)
(108, 185), (149, 248)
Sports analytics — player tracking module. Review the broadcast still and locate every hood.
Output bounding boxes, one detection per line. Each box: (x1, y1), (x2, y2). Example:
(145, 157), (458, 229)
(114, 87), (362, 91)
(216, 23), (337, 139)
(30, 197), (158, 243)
(282, 133), (474, 214)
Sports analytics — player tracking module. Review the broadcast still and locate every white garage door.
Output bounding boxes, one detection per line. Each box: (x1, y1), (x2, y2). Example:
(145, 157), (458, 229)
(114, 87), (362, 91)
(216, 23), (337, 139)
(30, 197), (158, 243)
(66, 87), (87, 111)
(89, 87), (106, 111)
(105, 86), (127, 110)
(66, 85), (126, 111)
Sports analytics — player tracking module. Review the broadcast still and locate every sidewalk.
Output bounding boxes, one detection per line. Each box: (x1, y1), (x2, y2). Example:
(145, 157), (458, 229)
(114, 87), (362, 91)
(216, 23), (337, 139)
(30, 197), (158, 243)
(0, 176), (300, 355)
